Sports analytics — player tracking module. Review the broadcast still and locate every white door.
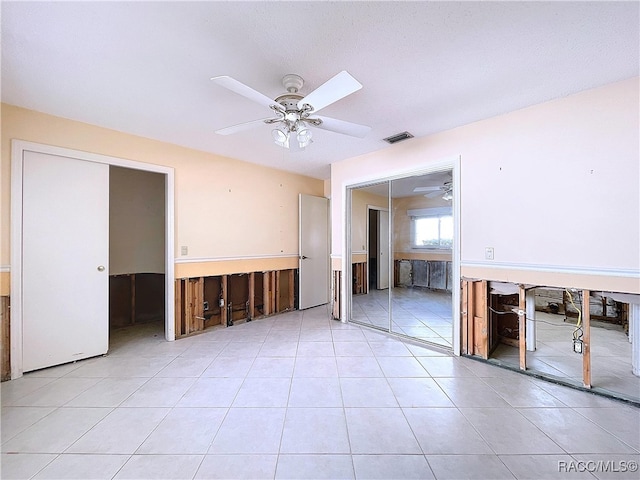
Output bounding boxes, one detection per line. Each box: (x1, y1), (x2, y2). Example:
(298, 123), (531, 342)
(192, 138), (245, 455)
(377, 209), (390, 289)
(22, 151), (109, 372)
(299, 194), (329, 309)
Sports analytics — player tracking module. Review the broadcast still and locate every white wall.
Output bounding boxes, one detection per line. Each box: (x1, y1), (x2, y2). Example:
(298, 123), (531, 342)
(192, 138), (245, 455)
(332, 78), (640, 293)
(109, 166), (165, 275)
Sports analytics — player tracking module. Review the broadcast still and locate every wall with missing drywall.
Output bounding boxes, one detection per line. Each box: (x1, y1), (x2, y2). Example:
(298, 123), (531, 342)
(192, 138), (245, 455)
(0, 104), (324, 287)
(332, 77), (640, 293)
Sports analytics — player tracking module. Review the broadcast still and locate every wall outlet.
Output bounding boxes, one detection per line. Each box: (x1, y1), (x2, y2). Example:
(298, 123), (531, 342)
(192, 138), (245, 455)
(180, 246), (188, 256)
(485, 247), (494, 260)
(203, 301), (209, 311)
(219, 298), (224, 307)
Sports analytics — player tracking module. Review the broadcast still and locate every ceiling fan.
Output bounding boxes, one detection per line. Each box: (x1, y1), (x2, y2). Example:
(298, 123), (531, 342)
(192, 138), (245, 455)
(211, 71), (371, 150)
(413, 181), (453, 201)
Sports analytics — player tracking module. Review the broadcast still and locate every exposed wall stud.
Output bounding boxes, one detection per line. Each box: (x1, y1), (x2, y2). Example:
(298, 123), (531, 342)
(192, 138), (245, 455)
(582, 289), (592, 388)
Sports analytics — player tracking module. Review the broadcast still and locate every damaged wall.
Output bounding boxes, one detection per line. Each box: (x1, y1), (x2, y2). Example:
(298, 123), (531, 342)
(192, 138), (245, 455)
(331, 77), (640, 294)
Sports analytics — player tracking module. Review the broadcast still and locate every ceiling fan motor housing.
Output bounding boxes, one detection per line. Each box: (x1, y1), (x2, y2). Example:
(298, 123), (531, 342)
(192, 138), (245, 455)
(282, 74), (304, 93)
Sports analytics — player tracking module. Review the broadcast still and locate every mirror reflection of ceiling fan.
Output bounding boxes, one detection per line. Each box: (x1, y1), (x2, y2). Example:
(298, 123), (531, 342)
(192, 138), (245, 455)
(413, 181), (453, 201)
(211, 71), (371, 150)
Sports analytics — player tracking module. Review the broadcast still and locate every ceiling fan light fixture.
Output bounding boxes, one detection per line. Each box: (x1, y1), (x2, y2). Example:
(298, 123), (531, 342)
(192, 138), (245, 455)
(442, 191), (453, 201)
(272, 128), (289, 148)
(297, 128), (312, 147)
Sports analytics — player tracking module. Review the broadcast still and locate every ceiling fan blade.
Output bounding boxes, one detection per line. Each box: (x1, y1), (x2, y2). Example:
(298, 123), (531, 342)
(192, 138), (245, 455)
(425, 190), (444, 198)
(297, 71), (363, 113)
(413, 186), (441, 193)
(215, 118), (273, 135)
(211, 76), (281, 111)
(313, 115), (371, 138)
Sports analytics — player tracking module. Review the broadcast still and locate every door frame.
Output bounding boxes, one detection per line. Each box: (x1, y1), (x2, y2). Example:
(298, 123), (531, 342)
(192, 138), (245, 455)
(366, 205), (389, 292)
(344, 156), (461, 355)
(10, 140), (175, 379)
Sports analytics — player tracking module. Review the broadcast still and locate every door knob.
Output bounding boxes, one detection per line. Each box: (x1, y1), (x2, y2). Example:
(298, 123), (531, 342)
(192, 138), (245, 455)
(97, 265), (105, 272)
(300, 255), (308, 260)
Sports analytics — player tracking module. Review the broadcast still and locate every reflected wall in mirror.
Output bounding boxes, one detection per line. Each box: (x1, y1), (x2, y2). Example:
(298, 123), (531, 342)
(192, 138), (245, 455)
(350, 181), (390, 331)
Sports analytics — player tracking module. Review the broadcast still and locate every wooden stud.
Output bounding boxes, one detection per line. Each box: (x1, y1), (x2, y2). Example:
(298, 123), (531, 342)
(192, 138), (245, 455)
(195, 277), (204, 331)
(184, 280), (193, 334)
(188, 279), (194, 334)
(468, 280), (476, 355)
(518, 284), (526, 371)
(221, 275), (228, 327)
(472, 280), (489, 359)
(174, 279), (183, 337)
(262, 272), (270, 316)
(270, 272), (277, 314)
(276, 270), (281, 312)
(288, 269), (295, 310)
(332, 270), (342, 320)
(582, 289), (592, 388)
(461, 280), (469, 354)
(249, 272), (255, 320)
(1, 296), (11, 381)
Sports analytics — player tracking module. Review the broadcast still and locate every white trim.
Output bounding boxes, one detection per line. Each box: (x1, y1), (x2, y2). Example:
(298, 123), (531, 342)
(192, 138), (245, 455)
(0, 265), (10, 273)
(10, 140), (176, 379)
(461, 260), (640, 278)
(366, 205), (389, 294)
(452, 157), (461, 355)
(175, 253), (297, 264)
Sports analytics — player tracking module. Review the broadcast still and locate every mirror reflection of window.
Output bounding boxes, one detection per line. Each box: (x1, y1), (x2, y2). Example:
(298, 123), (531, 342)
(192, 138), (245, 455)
(413, 214), (453, 248)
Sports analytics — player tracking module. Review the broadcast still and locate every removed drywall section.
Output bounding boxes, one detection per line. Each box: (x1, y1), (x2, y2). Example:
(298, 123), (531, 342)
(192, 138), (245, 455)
(109, 166), (165, 275)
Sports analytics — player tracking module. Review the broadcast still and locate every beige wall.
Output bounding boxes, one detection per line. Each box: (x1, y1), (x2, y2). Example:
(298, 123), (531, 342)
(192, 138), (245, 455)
(332, 78), (640, 293)
(110, 166), (165, 275)
(1, 104), (324, 290)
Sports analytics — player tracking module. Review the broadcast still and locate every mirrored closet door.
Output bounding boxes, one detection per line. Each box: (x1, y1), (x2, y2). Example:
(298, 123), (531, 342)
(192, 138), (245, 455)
(348, 170), (454, 349)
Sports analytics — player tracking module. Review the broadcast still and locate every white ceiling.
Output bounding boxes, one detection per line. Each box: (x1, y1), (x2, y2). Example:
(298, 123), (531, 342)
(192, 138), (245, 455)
(2, 1), (638, 179)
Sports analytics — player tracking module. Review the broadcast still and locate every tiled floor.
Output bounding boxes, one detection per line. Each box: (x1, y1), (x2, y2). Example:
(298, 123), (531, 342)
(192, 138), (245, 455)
(2, 306), (639, 479)
(352, 288), (453, 348)
(491, 312), (640, 402)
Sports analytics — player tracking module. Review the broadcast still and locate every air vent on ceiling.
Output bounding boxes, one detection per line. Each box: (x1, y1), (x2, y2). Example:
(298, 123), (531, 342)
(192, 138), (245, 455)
(383, 131), (414, 144)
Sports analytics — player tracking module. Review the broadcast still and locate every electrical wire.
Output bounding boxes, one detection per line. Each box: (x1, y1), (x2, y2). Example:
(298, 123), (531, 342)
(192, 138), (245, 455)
(565, 288), (584, 343)
(488, 306), (515, 315)
(488, 306), (580, 328)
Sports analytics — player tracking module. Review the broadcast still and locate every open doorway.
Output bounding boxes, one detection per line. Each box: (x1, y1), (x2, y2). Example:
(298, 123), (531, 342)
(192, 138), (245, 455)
(367, 206), (390, 291)
(108, 166), (167, 354)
